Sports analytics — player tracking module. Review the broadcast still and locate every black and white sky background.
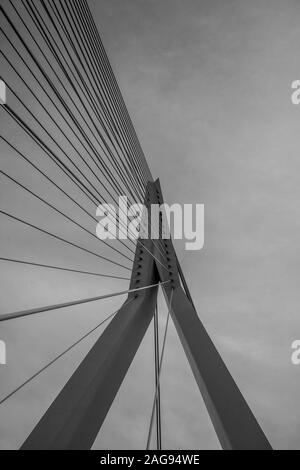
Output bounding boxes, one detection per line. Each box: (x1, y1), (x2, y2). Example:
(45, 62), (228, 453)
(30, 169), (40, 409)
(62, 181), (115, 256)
(1, 0), (300, 450)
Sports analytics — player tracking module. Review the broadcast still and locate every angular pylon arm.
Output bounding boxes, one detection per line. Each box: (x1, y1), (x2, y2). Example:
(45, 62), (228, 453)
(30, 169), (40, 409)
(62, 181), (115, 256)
(151, 179), (272, 450)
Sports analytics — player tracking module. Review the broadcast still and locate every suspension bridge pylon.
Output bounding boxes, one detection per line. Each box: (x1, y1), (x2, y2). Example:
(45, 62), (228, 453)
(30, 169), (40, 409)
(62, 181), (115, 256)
(21, 180), (271, 450)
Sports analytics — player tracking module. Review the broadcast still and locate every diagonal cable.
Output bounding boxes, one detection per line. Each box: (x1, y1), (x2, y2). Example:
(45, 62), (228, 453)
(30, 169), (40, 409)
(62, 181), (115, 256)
(0, 257), (130, 281)
(146, 290), (174, 450)
(0, 281), (169, 323)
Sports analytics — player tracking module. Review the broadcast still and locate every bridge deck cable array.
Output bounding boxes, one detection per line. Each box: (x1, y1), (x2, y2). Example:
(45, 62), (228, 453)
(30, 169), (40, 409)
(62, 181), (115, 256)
(0, 0), (167, 450)
(0, 0), (272, 451)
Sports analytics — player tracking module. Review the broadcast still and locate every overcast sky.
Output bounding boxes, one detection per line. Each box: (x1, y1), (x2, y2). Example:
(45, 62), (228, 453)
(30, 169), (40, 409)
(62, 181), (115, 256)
(1, 0), (300, 450)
